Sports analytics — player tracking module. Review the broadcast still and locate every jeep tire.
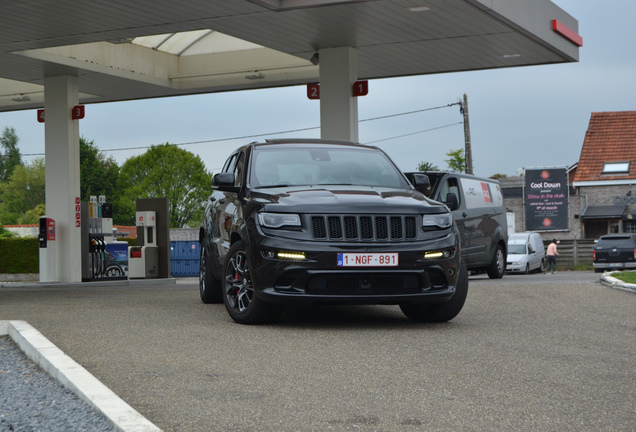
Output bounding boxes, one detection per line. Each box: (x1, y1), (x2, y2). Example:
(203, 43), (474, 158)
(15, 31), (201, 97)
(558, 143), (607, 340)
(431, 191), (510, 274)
(399, 262), (468, 323)
(486, 243), (505, 279)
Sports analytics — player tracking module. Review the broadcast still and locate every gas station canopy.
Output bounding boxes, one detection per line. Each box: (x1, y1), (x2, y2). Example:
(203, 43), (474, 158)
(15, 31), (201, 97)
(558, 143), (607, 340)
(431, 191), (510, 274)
(1, 0), (580, 112)
(1, 0), (581, 283)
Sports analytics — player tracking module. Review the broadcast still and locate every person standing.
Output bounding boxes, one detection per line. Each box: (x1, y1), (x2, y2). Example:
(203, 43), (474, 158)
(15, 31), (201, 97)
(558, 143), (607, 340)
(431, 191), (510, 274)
(545, 239), (558, 274)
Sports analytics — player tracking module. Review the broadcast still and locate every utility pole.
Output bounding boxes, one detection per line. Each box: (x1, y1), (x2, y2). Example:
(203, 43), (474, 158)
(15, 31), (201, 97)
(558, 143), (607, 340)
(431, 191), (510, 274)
(460, 93), (473, 175)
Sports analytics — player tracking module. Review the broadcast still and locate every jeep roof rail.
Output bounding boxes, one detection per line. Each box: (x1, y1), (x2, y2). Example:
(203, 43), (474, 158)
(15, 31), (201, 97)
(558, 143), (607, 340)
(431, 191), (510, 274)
(263, 138), (357, 145)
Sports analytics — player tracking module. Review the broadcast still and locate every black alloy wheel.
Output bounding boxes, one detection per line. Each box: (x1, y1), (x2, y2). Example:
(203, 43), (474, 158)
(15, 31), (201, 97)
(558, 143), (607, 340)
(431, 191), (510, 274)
(222, 241), (283, 324)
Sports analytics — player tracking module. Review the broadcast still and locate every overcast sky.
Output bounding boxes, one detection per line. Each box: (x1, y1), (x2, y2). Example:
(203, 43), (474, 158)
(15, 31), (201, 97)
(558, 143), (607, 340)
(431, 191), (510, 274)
(1, 0), (634, 178)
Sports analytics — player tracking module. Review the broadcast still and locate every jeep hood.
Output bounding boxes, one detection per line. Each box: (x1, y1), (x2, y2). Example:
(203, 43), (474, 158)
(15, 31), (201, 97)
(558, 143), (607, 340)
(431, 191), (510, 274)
(249, 185), (446, 214)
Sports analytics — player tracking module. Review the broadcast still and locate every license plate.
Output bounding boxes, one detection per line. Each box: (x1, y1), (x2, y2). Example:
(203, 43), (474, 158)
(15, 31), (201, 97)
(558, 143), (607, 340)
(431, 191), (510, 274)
(337, 253), (398, 267)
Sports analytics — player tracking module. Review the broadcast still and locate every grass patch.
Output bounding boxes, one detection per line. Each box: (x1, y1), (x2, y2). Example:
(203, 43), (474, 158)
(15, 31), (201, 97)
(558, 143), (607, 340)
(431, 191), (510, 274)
(608, 271), (636, 284)
(568, 263), (593, 271)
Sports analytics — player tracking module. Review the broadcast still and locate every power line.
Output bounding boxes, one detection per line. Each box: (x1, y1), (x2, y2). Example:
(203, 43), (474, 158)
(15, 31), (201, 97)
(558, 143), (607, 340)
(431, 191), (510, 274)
(103, 126), (321, 153)
(15, 102), (461, 157)
(360, 103), (460, 123)
(363, 122), (463, 145)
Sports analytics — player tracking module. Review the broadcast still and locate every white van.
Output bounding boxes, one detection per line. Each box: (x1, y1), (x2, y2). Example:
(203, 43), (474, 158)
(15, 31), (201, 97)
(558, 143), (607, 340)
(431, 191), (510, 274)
(506, 232), (545, 274)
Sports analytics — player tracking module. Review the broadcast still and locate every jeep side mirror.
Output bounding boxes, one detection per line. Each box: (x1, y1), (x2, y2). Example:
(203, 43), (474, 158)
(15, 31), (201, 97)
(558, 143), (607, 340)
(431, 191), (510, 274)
(212, 173), (240, 192)
(445, 192), (459, 211)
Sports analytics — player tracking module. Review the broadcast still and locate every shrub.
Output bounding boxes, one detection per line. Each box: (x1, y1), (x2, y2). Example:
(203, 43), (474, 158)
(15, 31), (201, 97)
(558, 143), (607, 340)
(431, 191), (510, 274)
(0, 238), (39, 273)
(117, 237), (137, 246)
(0, 237), (137, 274)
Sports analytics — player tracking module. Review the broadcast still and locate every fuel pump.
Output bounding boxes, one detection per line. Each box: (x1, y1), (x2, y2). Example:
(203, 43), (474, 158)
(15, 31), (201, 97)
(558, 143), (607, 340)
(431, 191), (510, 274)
(81, 196), (128, 281)
(128, 211), (158, 279)
(38, 216), (56, 282)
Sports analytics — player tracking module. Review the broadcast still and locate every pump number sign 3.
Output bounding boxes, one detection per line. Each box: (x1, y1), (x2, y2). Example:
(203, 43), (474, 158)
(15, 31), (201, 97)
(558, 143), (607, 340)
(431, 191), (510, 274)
(337, 252), (398, 267)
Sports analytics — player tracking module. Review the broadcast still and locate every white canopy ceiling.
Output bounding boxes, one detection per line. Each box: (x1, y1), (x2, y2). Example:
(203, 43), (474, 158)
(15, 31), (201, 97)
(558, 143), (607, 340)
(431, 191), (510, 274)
(0, 0), (580, 112)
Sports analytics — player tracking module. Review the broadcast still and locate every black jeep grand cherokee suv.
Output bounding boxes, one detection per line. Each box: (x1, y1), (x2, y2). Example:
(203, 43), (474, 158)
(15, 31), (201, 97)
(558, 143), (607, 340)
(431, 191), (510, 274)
(199, 139), (467, 324)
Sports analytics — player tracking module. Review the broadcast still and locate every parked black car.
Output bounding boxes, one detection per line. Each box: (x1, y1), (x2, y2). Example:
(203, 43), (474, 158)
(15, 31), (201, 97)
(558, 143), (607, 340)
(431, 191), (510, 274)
(199, 139), (467, 324)
(593, 234), (636, 273)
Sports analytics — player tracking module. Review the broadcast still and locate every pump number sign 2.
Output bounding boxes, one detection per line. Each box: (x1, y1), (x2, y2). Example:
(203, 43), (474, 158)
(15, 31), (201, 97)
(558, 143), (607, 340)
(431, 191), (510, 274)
(337, 252), (398, 267)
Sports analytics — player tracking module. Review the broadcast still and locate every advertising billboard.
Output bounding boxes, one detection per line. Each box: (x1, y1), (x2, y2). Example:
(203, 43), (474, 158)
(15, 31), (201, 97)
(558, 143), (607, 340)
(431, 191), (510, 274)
(524, 168), (568, 231)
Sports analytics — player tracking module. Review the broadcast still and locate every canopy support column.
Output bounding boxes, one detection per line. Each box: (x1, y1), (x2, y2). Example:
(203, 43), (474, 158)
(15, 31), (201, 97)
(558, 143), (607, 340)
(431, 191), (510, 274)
(44, 75), (82, 283)
(319, 47), (359, 143)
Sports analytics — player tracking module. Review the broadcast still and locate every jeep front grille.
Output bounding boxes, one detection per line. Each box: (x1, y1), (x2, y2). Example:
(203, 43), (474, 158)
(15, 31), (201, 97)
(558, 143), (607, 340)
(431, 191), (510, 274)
(311, 215), (417, 241)
(307, 273), (422, 295)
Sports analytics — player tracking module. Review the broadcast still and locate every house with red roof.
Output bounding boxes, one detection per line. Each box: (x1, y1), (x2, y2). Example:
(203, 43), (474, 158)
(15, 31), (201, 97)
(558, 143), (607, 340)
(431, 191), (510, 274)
(501, 110), (636, 241)
(572, 111), (636, 238)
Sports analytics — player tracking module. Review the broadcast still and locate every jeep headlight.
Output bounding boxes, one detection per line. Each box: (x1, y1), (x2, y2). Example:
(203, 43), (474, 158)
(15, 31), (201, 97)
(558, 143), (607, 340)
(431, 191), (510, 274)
(422, 213), (452, 230)
(258, 212), (301, 229)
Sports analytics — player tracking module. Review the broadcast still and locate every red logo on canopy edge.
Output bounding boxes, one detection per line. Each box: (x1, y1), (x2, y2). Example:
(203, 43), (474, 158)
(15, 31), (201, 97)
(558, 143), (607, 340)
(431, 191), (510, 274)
(541, 171), (550, 180)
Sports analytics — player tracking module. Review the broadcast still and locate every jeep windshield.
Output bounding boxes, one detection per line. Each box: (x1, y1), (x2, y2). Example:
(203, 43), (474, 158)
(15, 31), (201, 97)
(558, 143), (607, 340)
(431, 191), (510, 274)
(249, 145), (410, 189)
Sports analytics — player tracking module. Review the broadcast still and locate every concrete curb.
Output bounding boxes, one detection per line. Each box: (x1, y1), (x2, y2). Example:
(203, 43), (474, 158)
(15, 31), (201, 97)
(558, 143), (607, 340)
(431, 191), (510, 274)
(599, 271), (636, 294)
(0, 277), (177, 289)
(0, 273), (39, 282)
(0, 320), (162, 432)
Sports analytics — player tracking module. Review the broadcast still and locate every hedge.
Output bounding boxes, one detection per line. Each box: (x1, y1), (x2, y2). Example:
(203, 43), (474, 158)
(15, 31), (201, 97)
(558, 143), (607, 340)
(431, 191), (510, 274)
(0, 238), (39, 274)
(0, 237), (137, 274)
(118, 237), (137, 246)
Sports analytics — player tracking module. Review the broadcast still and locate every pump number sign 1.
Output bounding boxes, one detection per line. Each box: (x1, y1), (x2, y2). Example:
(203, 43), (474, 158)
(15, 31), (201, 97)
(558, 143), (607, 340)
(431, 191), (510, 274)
(353, 80), (368, 97)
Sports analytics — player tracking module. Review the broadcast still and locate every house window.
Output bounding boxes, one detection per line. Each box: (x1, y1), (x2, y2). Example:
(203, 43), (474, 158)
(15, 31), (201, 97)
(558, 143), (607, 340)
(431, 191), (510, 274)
(602, 162), (630, 174)
(625, 220), (636, 233)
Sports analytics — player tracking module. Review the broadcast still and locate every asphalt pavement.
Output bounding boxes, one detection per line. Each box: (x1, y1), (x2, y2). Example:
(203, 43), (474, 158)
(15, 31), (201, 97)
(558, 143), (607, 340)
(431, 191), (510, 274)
(1, 272), (635, 432)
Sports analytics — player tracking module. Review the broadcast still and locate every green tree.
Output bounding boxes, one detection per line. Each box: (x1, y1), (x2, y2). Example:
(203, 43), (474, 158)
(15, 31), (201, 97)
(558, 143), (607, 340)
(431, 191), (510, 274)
(0, 126), (23, 182)
(116, 144), (212, 227)
(416, 161), (440, 172)
(445, 148), (466, 173)
(80, 137), (119, 202)
(490, 173), (508, 180)
(18, 203), (46, 224)
(0, 158), (46, 224)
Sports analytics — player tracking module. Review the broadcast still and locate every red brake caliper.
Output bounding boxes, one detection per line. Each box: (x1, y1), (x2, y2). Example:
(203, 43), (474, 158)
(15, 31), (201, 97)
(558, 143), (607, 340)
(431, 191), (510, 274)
(234, 271), (240, 294)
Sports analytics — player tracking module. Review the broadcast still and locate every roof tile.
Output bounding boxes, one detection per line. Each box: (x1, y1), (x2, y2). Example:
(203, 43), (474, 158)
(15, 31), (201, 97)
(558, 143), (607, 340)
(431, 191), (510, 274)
(574, 111), (636, 182)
